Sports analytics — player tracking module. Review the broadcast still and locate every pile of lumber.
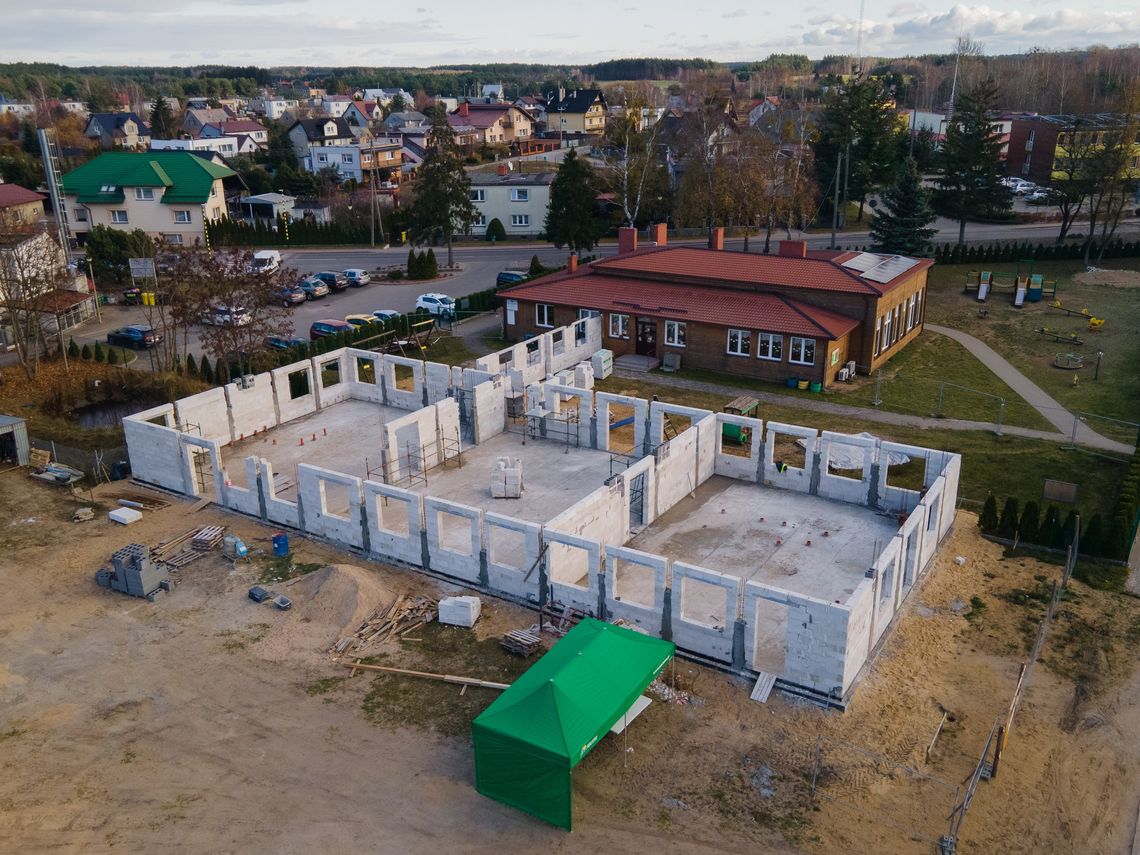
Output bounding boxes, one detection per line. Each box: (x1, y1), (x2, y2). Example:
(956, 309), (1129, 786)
(105, 493), (171, 511)
(152, 524), (227, 571)
(539, 602), (591, 635)
(500, 628), (541, 657)
(330, 594), (437, 660)
(191, 526), (225, 550)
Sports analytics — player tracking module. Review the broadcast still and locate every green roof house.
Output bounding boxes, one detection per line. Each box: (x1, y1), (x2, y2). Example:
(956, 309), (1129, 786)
(61, 151), (236, 246)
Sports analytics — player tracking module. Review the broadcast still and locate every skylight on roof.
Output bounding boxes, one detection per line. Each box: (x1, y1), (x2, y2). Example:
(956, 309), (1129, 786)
(100, 184), (116, 192)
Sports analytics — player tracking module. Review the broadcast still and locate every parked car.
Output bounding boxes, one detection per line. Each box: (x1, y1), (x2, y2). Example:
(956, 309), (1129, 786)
(343, 268), (371, 286)
(415, 293), (456, 317)
(1024, 189), (1051, 204)
(496, 270), (528, 286)
(309, 319), (354, 341)
(372, 309), (401, 323)
(344, 313), (379, 328)
(250, 249), (282, 274)
(297, 277), (330, 300)
(264, 336), (309, 351)
(313, 271), (350, 292)
(272, 284), (307, 307)
(107, 324), (162, 349)
(202, 306), (252, 327)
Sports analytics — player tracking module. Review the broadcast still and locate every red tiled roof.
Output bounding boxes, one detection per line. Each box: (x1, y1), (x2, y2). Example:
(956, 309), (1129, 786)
(594, 246), (896, 294)
(449, 104), (512, 130)
(502, 271), (860, 339)
(0, 184), (46, 207)
(217, 119), (265, 133)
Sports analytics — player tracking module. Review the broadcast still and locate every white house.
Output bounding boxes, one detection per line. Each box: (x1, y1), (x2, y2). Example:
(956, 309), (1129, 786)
(303, 137), (402, 184)
(0, 96), (35, 117)
(363, 88), (414, 107)
(151, 136), (245, 158)
(199, 119), (269, 147)
(466, 169), (553, 238)
(320, 95), (354, 118)
(251, 98), (299, 120)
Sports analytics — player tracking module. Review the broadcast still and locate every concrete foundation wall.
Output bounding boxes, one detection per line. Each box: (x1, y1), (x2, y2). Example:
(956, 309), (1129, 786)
(175, 387), (230, 442)
(543, 528), (601, 615)
(763, 422), (817, 493)
(260, 459), (300, 528)
(605, 545), (667, 633)
(654, 426), (699, 516)
(123, 407), (183, 492)
(425, 361), (452, 405)
(364, 481), (424, 566)
(472, 377), (507, 444)
(272, 361), (319, 424)
(313, 349), (353, 408)
(670, 562), (739, 663)
(817, 431), (875, 505)
(346, 348), (384, 403)
(714, 414), (763, 481)
(382, 354), (426, 410)
(424, 497), (482, 583)
(297, 464), (365, 548)
(484, 512), (541, 602)
(225, 374), (278, 441)
(221, 456), (262, 516)
(595, 392), (647, 454)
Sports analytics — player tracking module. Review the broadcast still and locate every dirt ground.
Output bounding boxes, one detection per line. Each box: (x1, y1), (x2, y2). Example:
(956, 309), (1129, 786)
(1073, 268), (1140, 288)
(1, 471), (1137, 854)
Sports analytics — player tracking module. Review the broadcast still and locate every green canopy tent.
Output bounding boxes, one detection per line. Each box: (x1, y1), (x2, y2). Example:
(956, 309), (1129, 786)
(472, 618), (675, 830)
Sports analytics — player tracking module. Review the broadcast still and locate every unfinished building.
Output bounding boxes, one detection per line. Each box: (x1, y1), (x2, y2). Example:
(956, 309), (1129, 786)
(123, 316), (960, 706)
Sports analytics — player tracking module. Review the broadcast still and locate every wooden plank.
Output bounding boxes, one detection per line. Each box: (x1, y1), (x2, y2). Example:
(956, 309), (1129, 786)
(750, 672), (777, 703)
(344, 661), (509, 690)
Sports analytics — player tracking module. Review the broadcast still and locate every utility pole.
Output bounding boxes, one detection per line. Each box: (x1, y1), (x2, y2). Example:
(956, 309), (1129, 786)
(830, 151), (843, 249)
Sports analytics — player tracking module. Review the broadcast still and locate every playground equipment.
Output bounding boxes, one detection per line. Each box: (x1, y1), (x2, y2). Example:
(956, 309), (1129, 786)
(1050, 300), (1093, 318)
(1027, 273), (1045, 302)
(1037, 327), (1084, 345)
(1088, 316), (1105, 331)
(965, 269), (1056, 303)
(1053, 353), (1085, 370)
(1013, 276), (1028, 307)
(721, 395), (759, 444)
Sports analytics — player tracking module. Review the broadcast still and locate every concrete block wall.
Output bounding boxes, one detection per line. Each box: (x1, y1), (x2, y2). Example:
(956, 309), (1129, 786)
(297, 464), (365, 548)
(435, 398), (462, 460)
(123, 408), (183, 492)
(763, 422), (817, 493)
(363, 481), (424, 567)
(472, 377), (507, 444)
(870, 536), (903, 645)
(898, 503), (926, 593)
(595, 392), (648, 454)
(622, 454), (657, 528)
(260, 459), (300, 529)
(694, 414), (716, 485)
(648, 401), (713, 453)
(174, 387), (230, 443)
(425, 361), (452, 405)
(670, 562), (740, 664)
(225, 373), (278, 441)
(381, 405), (439, 483)
(817, 431), (875, 505)
(179, 435), (223, 502)
(604, 545), (667, 633)
(546, 481), (628, 558)
(542, 382), (591, 446)
(345, 348), (384, 403)
(782, 593), (850, 697)
(937, 455), (961, 539)
(271, 360), (319, 424)
(713, 414), (763, 481)
(918, 476), (946, 569)
(221, 456), (262, 517)
(484, 513), (542, 602)
(313, 348), (353, 408)
(743, 581), (790, 675)
(653, 426), (700, 516)
(840, 580), (876, 693)
(424, 497), (483, 584)
(543, 528), (602, 615)
(381, 354), (426, 410)
(548, 317), (601, 374)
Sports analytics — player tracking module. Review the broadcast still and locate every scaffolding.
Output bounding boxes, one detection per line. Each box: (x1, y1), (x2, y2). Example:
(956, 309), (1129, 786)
(375, 428), (463, 487)
(527, 408), (580, 451)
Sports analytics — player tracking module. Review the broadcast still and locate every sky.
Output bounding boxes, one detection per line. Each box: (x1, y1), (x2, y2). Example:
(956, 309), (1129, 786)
(2, 0), (1138, 67)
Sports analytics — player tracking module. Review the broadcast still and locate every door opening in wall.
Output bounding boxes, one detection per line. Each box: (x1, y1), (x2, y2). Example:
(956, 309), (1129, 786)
(635, 318), (657, 356)
(629, 472), (646, 530)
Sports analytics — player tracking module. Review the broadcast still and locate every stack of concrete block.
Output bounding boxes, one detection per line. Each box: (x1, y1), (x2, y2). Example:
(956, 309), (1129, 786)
(490, 456), (523, 498)
(103, 543), (166, 598)
(438, 595), (481, 627)
(574, 361), (594, 390)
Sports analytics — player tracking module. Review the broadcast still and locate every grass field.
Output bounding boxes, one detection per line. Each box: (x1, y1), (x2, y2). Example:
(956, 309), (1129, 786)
(924, 260), (1140, 438)
(596, 374), (1126, 521)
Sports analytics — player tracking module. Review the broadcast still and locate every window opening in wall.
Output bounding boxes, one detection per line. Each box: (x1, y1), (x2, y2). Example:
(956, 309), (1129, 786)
(574, 319), (587, 344)
(664, 320), (686, 347)
(771, 431), (806, 471)
(751, 598), (789, 675)
(321, 359), (341, 387)
(612, 557), (655, 607)
(356, 356), (377, 384)
(551, 328), (564, 354)
(536, 303), (554, 328)
(789, 336), (815, 365)
(679, 576), (727, 629)
(727, 328), (751, 356)
(607, 402), (636, 454)
(288, 368), (310, 400)
(926, 495), (941, 533)
(884, 456), (922, 491)
(319, 479), (352, 519)
(488, 525), (526, 570)
(375, 494), (409, 536)
(393, 363), (415, 391)
(436, 509), (473, 555)
(628, 471), (647, 529)
(525, 339), (541, 365)
(903, 530), (919, 588)
(879, 556), (895, 604)
(609, 313), (629, 339)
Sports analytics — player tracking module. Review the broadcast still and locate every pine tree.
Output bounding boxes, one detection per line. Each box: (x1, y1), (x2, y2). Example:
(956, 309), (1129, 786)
(1082, 515), (1104, 557)
(997, 497), (1020, 539)
(149, 95), (177, 140)
(1018, 501), (1040, 545)
(407, 107), (477, 266)
(200, 355), (215, 385)
(67, 339), (79, 359)
(545, 149), (604, 254)
(869, 158), (937, 257)
(1061, 510), (1079, 548)
(978, 494), (999, 533)
(185, 352), (198, 377)
(1040, 505), (1062, 549)
(933, 78), (1012, 247)
(529, 254), (546, 277)
(81, 343), (92, 360)
(107, 347), (120, 365)
(406, 248), (418, 278)
(425, 248), (438, 277)
(93, 342), (106, 363)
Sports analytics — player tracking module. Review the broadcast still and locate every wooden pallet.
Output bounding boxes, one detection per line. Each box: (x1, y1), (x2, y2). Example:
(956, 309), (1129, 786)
(191, 525), (225, 551)
(158, 549), (207, 569)
(500, 629), (541, 657)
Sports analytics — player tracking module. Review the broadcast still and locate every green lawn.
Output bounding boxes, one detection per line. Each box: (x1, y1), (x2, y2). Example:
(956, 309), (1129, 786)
(924, 260), (1140, 439)
(597, 374), (1126, 521)
(664, 331), (1055, 432)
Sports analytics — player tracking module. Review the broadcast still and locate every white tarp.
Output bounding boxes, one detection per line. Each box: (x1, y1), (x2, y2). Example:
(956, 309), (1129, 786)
(797, 432), (911, 470)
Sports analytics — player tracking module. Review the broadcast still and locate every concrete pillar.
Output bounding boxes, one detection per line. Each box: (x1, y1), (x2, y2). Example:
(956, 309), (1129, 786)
(296, 492), (307, 533)
(661, 587), (673, 641)
(597, 569), (609, 621)
(420, 529), (431, 569)
(479, 549), (489, 587)
(732, 618), (746, 670)
(867, 462), (881, 508)
(359, 504), (371, 554)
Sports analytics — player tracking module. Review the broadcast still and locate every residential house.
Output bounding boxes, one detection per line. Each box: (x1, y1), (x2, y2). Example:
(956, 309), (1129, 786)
(0, 184), (47, 229)
(199, 119), (269, 147)
(447, 102), (534, 146)
(84, 112), (151, 150)
(1005, 113), (1140, 185)
(746, 95), (782, 127)
(343, 101), (383, 131)
(43, 99), (89, 117)
(482, 83), (506, 102)
(515, 95), (547, 125)
(303, 137), (402, 184)
(547, 89), (607, 135)
(430, 96), (459, 113)
(382, 110), (428, 132)
(320, 95), (354, 118)
(0, 96), (35, 117)
(150, 136), (255, 158)
(286, 117), (365, 166)
(60, 150), (235, 246)
(656, 102), (741, 188)
(364, 88), (414, 108)
(466, 168), (553, 238)
(251, 97), (300, 120)
(235, 192), (295, 225)
(0, 229), (95, 341)
(182, 107), (233, 135)
(499, 228), (932, 388)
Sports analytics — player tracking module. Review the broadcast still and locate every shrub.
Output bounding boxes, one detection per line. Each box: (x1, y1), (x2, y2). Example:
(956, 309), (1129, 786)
(997, 497), (1020, 539)
(80, 343), (92, 360)
(486, 218), (506, 242)
(200, 355), (215, 385)
(978, 494), (998, 533)
(1017, 501), (1040, 545)
(107, 347), (120, 365)
(1082, 514), (1104, 557)
(529, 254), (546, 277)
(387, 268), (404, 281)
(185, 352), (198, 377)
(407, 248), (417, 277)
(1040, 505), (1063, 549)
(67, 339), (79, 359)
(424, 248), (439, 278)
(93, 342), (106, 363)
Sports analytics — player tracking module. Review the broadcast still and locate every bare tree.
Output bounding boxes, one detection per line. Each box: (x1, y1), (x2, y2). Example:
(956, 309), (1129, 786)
(1082, 96), (1140, 265)
(600, 93), (669, 228)
(0, 227), (77, 380)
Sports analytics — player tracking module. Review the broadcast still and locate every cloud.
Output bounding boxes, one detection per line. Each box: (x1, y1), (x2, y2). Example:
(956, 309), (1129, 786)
(722, 9), (747, 18)
(888, 2), (926, 16)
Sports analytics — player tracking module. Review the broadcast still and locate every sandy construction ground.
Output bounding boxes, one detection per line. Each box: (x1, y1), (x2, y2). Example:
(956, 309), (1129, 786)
(1, 470), (1137, 854)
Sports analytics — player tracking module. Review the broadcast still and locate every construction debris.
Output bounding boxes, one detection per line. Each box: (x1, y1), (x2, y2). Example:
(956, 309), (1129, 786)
(72, 507), (95, 523)
(192, 526), (226, 550)
(438, 596), (481, 627)
(648, 679), (691, 705)
(105, 493), (171, 511)
(500, 628), (541, 657)
(152, 525), (228, 571)
(330, 594), (438, 660)
(95, 543), (169, 599)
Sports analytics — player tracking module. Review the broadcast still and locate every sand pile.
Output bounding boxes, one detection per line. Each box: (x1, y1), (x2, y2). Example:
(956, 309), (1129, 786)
(1074, 268), (1140, 288)
(255, 564), (396, 666)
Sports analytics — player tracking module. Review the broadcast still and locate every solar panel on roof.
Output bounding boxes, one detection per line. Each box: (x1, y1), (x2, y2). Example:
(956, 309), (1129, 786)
(862, 255), (919, 283)
(840, 252), (886, 272)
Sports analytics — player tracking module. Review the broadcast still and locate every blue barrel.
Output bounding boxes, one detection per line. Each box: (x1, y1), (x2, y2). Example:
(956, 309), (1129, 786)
(786, 377), (798, 389)
(272, 532), (290, 557)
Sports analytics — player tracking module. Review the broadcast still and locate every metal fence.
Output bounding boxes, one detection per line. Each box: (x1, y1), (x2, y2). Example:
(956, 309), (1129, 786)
(29, 437), (128, 483)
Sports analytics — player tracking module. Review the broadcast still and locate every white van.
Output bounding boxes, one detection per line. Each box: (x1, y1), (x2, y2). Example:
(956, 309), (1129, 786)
(251, 250), (282, 274)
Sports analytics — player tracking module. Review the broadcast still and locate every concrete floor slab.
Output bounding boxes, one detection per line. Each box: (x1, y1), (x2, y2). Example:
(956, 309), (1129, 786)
(627, 475), (899, 605)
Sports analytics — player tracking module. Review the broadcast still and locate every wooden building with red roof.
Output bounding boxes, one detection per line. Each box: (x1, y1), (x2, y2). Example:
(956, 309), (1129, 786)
(498, 227), (932, 389)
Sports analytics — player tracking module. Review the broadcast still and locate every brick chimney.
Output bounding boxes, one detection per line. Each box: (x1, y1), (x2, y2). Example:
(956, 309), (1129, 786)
(709, 227), (725, 251)
(459, 101), (469, 117)
(617, 226), (638, 255)
(650, 222), (667, 246)
(496, 162), (509, 176)
(567, 254), (578, 273)
(778, 239), (807, 258)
